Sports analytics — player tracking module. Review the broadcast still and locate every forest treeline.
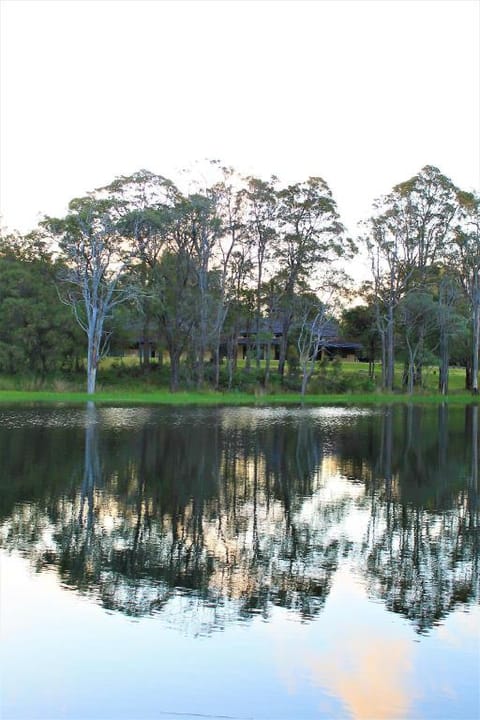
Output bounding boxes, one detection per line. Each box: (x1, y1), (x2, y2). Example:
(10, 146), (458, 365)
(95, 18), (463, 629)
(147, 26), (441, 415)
(0, 163), (478, 395)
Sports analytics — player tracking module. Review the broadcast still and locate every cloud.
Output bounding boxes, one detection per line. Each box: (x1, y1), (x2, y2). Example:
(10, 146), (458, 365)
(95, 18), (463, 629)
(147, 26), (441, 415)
(272, 569), (415, 719)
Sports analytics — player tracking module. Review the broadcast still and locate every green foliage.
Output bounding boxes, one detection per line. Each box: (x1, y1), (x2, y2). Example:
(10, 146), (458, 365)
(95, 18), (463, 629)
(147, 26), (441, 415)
(1, 164), (477, 398)
(340, 304), (379, 361)
(0, 237), (84, 376)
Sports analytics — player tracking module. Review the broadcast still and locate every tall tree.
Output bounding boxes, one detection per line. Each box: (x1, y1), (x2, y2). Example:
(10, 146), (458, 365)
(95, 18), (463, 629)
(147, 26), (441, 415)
(243, 176), (278, 371)
(97, 170), (180, 369)
(436, 273), (466, 395)
(222, 247), (253, 389)
(156, 247), (196, 391)
(208, 169), (247, 388)
(447, 192), (480, 394)
(394, 166), (460, 386)
(43, 196), (135, 394)
(274, 177), (346, 379)
(164, 192), (221, 388)
(364, 219), (404, 391)
(364, 166), (461, 391)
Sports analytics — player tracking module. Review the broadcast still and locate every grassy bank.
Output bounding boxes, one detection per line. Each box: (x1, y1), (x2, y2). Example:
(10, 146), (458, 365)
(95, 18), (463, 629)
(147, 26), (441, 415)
(0, 389), (477, 406)
(0, 359), (477, 405)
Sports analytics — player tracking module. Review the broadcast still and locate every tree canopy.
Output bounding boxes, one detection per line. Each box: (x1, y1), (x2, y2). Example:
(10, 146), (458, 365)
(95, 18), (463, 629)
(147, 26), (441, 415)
(1, 162), (478, 395)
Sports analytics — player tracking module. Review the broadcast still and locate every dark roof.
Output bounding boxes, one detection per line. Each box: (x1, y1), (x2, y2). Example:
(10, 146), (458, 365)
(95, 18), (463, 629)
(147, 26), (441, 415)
(237, 336), (281, 346)
(320, 341), (363, 351)
(238, 318), (340, 337)
(238, 319), (283, 335)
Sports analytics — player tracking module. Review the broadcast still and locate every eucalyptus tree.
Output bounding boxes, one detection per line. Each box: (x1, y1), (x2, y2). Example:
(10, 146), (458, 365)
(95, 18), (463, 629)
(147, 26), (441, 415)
(156, 247), (197, 391)
(365, 166), (461, 391)
(101, 169), (230, 389)
(42, 196), (135, 394)
(174, 191), (221, 387)
(436, 273), (467, 395)
(222, 247), (253, 389)
(274, 177), (346, 379)
(364, 213), (414, 390)
(395, 166), (461, 385)
(394, 166), (459, 279)
(98, 169), (179, 267)
(242, 176), (278, 369)
(448, 192), (480, 394)
(95, 169), (223, 390)
(208, 169), (248, 388)
(97, 170), (180, 368)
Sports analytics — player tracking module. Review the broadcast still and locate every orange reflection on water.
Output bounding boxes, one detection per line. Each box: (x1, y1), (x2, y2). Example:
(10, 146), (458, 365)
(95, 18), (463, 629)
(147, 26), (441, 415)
(307, 634), (412, 719)
(273, 567), (415, 719)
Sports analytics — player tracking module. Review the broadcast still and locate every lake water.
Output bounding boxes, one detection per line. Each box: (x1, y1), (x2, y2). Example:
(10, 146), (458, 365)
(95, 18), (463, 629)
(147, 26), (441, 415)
(0, 404), (478, 720)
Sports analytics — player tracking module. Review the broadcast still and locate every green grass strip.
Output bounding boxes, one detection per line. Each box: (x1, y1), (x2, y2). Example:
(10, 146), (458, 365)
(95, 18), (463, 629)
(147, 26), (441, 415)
(0, 390), (478, 406)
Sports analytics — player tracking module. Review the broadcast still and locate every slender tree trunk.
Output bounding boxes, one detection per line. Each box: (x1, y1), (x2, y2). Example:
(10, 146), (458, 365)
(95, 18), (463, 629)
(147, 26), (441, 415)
(438, 315), (449, 396)
(278, 337), (287, 379)
(226, 329), (237, 389)
(438, 282), (452, 396)
(196, 343), (205, 388)
(264, 340), (271, 386)
(214, 341), (221, 390)
(243, 319), (252, 373)
(87, 366), (97, 395)
(465, 359), (473, 391)
(278, 312), (292, 381)
(300, 370), (308, 396)
(168, 347), (181, 392)
(196, 268), (208, 388)
(407, 355), (415, 395)
(386, 304), (395, 391)
(413, 330), (425, 388)
(380, 329), (387, 389)
(255, 310), (262, 370)
(405, 335), (420, 396)
(375, 303), (387, 390)
(368, 337), (375, 381)
(472, 301), (479, 394)
(87, 328), (100, 395)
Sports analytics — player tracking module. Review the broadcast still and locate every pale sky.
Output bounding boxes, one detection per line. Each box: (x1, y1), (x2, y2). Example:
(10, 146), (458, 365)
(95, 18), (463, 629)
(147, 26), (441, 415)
(1, 0), (479, 242)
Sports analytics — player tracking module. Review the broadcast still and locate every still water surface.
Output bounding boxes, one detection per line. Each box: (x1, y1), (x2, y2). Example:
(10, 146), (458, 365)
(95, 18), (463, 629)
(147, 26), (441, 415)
(0, 404), (478, 719)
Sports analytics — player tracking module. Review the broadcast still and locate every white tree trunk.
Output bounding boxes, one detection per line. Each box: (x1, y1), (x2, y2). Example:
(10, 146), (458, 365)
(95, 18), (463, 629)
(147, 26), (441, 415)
(472, 298), (479, 394)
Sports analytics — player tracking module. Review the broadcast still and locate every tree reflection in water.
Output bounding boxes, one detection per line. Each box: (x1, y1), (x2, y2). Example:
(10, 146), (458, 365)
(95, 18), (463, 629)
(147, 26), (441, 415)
(0, 404), (478, 634)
